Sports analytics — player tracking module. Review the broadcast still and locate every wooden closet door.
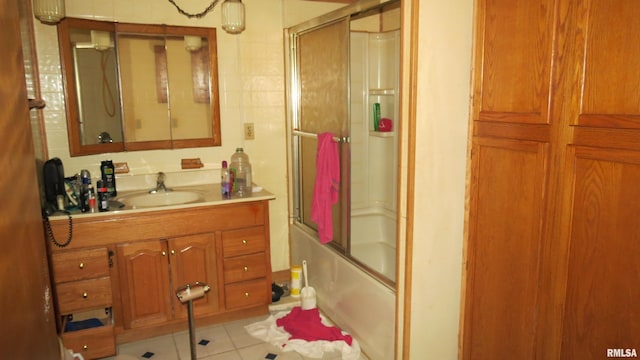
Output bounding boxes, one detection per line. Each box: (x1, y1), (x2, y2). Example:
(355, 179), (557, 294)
(464, 0), (560, 358)
(467, 0), (640, 358)
(464, 138), (548, 359)
(558, 1), (640, 358)
(560, 147), (640, 359)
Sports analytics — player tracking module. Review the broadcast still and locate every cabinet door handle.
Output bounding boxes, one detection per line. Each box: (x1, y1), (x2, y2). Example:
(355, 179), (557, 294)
(244, 292), (250, 297)
(82, 292), (88, 299)
(162, 251), (167, 256)
(243, 266), (248, 272)
(83, 345), (88, 350)
(241, 239), (247, 245)
(171, 250), (175, 255)
(79, 262), (84, 269)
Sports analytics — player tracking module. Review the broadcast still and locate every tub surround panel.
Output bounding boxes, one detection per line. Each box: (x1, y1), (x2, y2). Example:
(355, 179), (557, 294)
(350, 210), (396, 248)
(290, 225), (395, 360)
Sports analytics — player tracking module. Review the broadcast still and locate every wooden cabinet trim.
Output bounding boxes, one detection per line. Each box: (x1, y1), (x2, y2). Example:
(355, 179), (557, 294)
(474, 121), (552, 143)
(574, 126), (640, 152)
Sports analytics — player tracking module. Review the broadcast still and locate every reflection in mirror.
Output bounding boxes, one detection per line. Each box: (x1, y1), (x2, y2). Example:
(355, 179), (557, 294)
(165, 35), (212, 140)
(71, 28), (123, 145)
(58, 18), (221, 156)
(118, 33), (171, 145)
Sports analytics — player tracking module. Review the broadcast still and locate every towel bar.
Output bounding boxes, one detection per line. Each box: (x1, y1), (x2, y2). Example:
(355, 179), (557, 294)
(292, 129), (350, 143)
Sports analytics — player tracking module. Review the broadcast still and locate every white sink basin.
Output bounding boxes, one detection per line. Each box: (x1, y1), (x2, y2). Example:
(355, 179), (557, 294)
(118, 191), (203, 209)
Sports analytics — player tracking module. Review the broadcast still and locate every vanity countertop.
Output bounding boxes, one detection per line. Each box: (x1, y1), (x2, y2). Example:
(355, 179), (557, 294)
(48, 183), (275, 220)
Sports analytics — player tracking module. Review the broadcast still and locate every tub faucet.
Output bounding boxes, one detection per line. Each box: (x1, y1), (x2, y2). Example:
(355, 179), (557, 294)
(150, 172), (172, 193)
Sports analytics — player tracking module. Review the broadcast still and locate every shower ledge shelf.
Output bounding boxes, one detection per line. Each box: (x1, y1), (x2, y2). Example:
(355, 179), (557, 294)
(368, 88), (395, 96)
(369, 131), (395, 137)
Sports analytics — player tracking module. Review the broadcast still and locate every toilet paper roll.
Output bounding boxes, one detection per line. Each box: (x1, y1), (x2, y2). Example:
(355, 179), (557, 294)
(176, 284), (210, 302)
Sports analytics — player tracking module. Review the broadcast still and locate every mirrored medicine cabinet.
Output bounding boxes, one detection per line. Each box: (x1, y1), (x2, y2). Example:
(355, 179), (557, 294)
(57, 18), (222, 156)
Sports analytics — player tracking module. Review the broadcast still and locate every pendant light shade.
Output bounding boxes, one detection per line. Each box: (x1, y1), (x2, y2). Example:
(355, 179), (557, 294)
(222, 0), (245, 34)
(33, 0), (65, 24)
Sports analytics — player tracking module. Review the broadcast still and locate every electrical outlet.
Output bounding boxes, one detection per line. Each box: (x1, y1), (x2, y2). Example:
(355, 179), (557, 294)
(244, 123), (255, 140)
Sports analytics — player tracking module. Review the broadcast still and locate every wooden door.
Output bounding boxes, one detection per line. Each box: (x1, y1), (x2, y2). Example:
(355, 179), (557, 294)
(465, 0), (640, 358)
(463, 0), (560, 358)
(0, 0), (59, 357)
(465, 138), (548, 358)
(117, 240), (172, 328)
(559, 148), (640, 359)
(169, 233), (220, 319)
(556, 1), (640, 358)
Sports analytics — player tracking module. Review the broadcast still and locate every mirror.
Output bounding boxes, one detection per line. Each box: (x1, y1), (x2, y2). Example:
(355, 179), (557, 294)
(57, 18), (221, 156)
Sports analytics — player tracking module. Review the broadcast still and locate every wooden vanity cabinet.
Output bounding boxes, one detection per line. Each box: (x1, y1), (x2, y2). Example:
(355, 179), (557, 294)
(47, 200), (272, 346)
(116, 239), (172, 328)
(222, 226), (271, 309)
(117, 233), (220, 329)
(48, 247), (116, 359)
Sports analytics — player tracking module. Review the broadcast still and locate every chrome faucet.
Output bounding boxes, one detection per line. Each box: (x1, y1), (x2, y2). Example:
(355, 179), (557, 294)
(150, 172), (172, 193)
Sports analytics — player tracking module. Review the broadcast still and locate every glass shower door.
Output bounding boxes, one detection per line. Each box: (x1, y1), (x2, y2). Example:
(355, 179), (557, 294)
(293, 18), (350, 251)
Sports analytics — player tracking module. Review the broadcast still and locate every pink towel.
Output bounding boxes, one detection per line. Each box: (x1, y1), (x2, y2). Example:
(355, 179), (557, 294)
(310, 132), (340, 244)
(276, 306), (353, 345)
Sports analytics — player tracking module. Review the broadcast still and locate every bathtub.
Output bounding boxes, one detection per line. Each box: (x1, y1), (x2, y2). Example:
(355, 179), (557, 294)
(350, 242), (396, 282)
(290, 225), (396, 360)
(350, 210), (397, 281)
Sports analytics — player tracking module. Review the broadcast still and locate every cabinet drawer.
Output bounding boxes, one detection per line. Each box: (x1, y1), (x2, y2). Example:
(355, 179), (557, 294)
(52, 248), (110, 283)
(223, 253), (267, 284)
(225, 279), (269, 310)
(222, 227), (266, 257)
(56, 277), (113, 313)
(62, 323), (115, 359)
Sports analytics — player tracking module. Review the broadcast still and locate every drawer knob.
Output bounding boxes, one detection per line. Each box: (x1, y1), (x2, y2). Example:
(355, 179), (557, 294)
(79, 262), (84, 269)
(171, 250), (175, 255)
(83, 345), (88, 350)
(242, 239), (247, 245)
(82, 292), (88, 299)
(243, 266), (248, 272)
(244, 292), (250, 297)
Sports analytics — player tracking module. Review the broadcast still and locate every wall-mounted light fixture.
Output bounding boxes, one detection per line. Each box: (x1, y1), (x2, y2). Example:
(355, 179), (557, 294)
(33, 0), (65, 24)
(167, 0), (245, 34)
(221, 0), (245, 34)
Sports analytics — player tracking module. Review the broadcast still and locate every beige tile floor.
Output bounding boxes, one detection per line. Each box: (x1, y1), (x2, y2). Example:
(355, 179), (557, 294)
(101, 315), (369, 360)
